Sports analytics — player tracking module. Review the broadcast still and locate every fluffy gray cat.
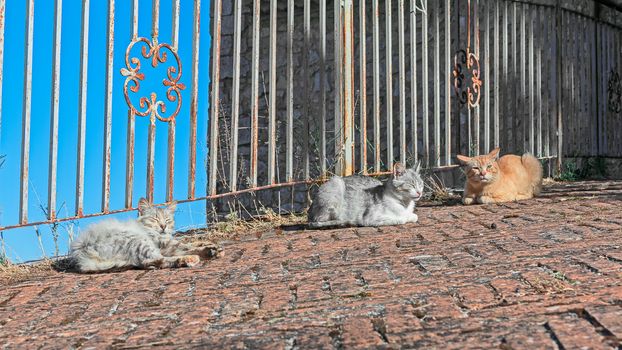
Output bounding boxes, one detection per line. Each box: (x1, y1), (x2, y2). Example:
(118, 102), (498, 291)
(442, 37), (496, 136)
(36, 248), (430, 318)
(308, 162), (425, 228)
(70, 198), (221, 272)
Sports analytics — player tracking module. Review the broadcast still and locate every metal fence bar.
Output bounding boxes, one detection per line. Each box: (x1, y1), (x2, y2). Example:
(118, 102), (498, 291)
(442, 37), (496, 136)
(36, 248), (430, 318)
(555, 0), (563, 171)
(125, 0), (138, 209)
(208, 0), (222, 195)
(422, 0), (429, 165)
(47, 0), (63, 220)
(334, 0), (343, 173)
(166, 0), (180, 202)
(146, 0), (158, 203)
(343, 0), (354, 176)
(544, 6), (551, 157)
(520, 3), (527, 152)
(410, 0), (418, 162)
(385, 0), (394, 169)
(76, 0), (90, 216)
(286, 0), (294, 181)
(493, 0), (499, 149)
(249, 0), (260, 187)
(528, 6), (535, 155)
(536, 6), (543, 157)
(0, 0), (4, 144)
(445, 0), (451, 165)
(483, 0), (490, 154)
(511, 2), (523, 152)
(372, 0), (380, 172)
(268, 0), (277, 184)
(359, 0), (367, 173)
(433, 2), (441, 167)
(473, 0), (480, 155)
(502, 1), (508, 152)
(229, 0), (240, 191)
(320, 0), (327, 176)
(398, 0), (406, 165)
(102, 0), (114, 211)
(303, 0), (310, 178)
(188, 0), (200, 198)
(19, 0), (35, 224)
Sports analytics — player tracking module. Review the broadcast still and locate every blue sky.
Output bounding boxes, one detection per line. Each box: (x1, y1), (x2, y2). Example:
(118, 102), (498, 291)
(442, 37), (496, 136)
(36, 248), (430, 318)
(0, 0), (212, 262)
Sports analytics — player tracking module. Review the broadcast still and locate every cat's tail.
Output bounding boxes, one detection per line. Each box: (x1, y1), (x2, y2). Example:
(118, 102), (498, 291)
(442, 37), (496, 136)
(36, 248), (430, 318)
(70, 241), (128, 273)
(521, 153), (543, 195)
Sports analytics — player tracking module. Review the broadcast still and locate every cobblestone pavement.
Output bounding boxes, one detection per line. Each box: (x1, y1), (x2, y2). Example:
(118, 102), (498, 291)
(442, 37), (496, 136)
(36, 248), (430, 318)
(1, 181), (622, 349)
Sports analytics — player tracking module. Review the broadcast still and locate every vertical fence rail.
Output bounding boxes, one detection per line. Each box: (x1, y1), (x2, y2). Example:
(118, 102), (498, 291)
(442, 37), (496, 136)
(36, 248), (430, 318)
(422, 0), (429, 165)
(102, 0), (114, 210)
(320, 0), (327, 176)
(334, 0), (343, 173)
(445, 0), (451, 165)
(372, 0), (380, 172)
(286, 0), (294, 182)
(47, 0), (63, 220)
(166, 0), (180, 202)
(343, 0), (354, 176)
(146, 0), (158, 203)
(225, 0), (238, 188)
(0, 0), (4, 145)
(125, 0), (138, 208)
(359, 0), (367, 173)
(75, 0), (90, 216)
(410, 0), (418, 162)
(208, 0), (222, 195)
(385, 0), (394, 170)
(433, 2), (441, 167)
(398, 0), (406, 165)
(268, 0), (277, 184)
(188, 0), (200, 198)
(19, 0), (35, 224)
(249, 0), (260, 187)
(303, 0), (310, 178)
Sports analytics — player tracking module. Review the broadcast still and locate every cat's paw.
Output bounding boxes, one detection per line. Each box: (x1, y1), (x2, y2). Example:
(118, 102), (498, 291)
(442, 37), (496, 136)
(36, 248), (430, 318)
(408, 213), (419, 223)
(179, 255), (201, 267)
(196, 243), (223, 260)
(462, 197), (475, 205)
(476, 196), (495, 204)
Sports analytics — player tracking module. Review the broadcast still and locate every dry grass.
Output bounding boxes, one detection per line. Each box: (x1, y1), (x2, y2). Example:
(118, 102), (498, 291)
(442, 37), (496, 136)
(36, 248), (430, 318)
(0, 260), (59, 286)
(178, 209), (307, 244)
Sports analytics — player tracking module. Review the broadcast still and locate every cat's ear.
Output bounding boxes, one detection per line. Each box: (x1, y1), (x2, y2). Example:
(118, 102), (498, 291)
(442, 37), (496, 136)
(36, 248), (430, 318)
(412, 161), (422, 173)
(456, 154), (472, 165)
(138, 198), (151, 215)
(488, 147), (501, 160)
(393, 162), (406, 178)
(166, 201), (177, 214)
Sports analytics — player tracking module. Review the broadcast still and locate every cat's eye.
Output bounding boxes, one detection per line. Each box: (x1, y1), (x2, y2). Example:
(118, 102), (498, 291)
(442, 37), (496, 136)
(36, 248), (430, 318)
(487, 165), (493, 169)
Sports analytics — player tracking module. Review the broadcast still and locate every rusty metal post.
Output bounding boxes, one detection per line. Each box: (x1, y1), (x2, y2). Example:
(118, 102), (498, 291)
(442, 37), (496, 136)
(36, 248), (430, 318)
(342, 0), (354, 176)
(555, 0), (563, 174)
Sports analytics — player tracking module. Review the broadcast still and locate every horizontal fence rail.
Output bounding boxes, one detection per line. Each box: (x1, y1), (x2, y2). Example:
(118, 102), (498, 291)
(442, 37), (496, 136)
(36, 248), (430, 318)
(0, 0), (621, 233)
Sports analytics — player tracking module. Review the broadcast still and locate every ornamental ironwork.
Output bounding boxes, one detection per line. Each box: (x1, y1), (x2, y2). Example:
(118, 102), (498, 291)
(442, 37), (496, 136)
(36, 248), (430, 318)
(453, 0), (482, 108)
(120, 38), (186, 122)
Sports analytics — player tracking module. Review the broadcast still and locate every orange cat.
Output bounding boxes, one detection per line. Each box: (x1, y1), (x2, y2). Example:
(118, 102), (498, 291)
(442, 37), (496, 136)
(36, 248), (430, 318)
(456, 148), (543, 205)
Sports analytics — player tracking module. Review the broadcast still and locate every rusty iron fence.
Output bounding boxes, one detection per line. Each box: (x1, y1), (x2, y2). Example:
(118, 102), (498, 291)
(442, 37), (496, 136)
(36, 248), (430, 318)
(0, 0), (621, 233)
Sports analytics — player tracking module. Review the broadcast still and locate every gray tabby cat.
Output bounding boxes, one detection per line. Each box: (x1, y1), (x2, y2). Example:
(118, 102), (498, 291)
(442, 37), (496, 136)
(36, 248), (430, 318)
(70, 198), (221, 272)
(308, 162), (425, 228)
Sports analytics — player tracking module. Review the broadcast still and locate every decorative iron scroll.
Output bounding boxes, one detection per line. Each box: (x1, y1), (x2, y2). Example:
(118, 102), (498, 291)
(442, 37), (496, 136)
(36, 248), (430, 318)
(453, 0), (482, 108)
(608, 69), (621, 114)
(121, 38), (186, 122)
